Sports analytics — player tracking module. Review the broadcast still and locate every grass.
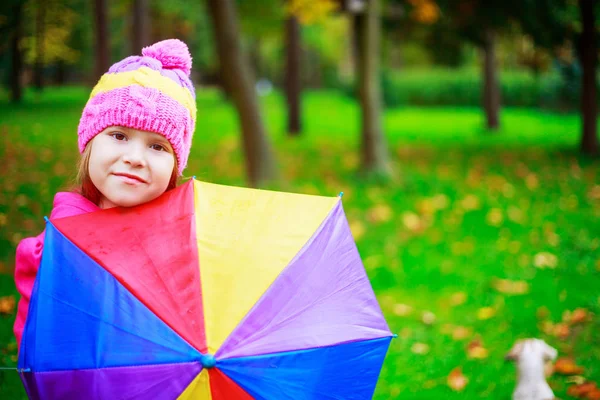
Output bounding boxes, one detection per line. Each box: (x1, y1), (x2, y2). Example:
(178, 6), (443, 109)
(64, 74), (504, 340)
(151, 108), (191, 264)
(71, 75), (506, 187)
(0, 86), (599, 399)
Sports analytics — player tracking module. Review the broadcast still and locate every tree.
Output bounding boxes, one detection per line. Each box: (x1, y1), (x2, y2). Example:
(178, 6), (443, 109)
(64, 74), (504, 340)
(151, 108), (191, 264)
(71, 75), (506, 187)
(93, 0), (109, 81)
(132, 0), (150, 52)
(33, 0), (45, 90)
(578, 0), (598, 155)
(513, 0), (598, 155)
(285, 10), (302, 135)
(206, 0), (278, 187)
(352, 0), (391, 176)
(436, 0), (514, 130)
(6, 0), (25, 102)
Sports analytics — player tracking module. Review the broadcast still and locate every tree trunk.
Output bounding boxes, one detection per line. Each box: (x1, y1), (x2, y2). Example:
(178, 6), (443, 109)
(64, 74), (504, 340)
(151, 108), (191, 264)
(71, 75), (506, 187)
(10, 1), (24, 103)
(33, 0), (45, 91)
(94, 0), (110, 81)
(207, 0), (277, 187)
(285, 14), (302, 135)
(578, 0), (599, 155)
(354, 0), (390, 176)
(482, 29), (500, 130)
(132, 0), (151, 52)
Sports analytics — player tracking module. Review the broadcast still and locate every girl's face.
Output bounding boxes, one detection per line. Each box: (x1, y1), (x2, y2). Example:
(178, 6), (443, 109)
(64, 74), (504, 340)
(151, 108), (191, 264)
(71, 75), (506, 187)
(89, 126), (176, 209)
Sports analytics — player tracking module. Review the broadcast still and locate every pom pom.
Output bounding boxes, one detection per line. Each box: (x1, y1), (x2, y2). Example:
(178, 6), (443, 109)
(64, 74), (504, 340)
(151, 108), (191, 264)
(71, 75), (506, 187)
(142, 39), (192, 76)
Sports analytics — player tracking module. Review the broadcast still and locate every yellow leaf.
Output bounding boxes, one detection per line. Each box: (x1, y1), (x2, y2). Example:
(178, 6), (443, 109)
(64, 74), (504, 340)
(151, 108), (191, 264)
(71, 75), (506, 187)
(491, 278), (530, 295)
(392, 303), (413, 317)
(467, 339), (489, 359)
(460, 194), (481, 211)
(450, 292), (468, 306)
(477, 307), (496, 320)
(421, 311), (436, 325)
(402, 212), (422, 231)
(525, 173), (539, 189)
(486, 208), (504, 226)
(533, 252), (558, 269)
(349, 220), (365, 240)
(367, 204), (393, 224)
(411, 342), (430, 355)
(452, 326), (472, 340)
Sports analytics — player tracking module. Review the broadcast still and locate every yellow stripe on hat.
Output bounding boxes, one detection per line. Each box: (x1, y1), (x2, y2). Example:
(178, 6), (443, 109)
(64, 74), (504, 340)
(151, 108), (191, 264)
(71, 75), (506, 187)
(89, 66), (196, 121)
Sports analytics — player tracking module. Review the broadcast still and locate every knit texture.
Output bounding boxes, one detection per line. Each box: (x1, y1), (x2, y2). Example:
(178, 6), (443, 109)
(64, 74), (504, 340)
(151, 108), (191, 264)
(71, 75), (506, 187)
(78, 39), (196, 174)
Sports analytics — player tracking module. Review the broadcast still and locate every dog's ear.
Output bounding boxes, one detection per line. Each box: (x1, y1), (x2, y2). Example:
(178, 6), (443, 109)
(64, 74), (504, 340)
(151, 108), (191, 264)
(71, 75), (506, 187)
(505, 340), (524, 361)
(541, 340), (558, 361)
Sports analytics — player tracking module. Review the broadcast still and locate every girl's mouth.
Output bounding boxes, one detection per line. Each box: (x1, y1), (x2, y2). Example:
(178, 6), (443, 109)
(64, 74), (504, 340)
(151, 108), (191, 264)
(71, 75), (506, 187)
(112, 172), (147, 185)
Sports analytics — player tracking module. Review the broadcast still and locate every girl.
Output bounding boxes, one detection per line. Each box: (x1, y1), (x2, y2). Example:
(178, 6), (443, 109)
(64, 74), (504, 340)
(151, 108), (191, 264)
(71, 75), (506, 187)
(13, 39), (197, 350)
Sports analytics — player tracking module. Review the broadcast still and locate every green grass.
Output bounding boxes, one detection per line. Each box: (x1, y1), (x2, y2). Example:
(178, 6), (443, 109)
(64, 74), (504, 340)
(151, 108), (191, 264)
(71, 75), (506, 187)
(0, 87), (599, 399)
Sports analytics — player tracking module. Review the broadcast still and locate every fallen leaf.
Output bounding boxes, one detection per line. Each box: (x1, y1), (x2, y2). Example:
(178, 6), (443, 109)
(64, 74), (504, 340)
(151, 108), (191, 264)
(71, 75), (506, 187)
(533, 252), (558, 269)
(467, 338), (489, 359)
(460, 194), (481, 211)
(450, 292), (467, 306)
(555, 357), (585, 375)
(421, 311), (436, 325)
(525, 173), (539, 190)
(411, 342), (430, 355)
(477, 307), (495, 320)
(349, 220), (365, 240)
(393, 303), (413, 317)
(553, 323), (571, 340)
(486, 208), (504, 226)
(402, 212), (423, 231)
(570, 308), (589, 325)
(452, 326), (472, 340)
(567, 381), (597, 398)
(367, 204), (393, 224)
(0, 296), (16, 315)
(447, 367), (468, 391)
(491, 278), (530, 295)
(588, 389), (600, 400)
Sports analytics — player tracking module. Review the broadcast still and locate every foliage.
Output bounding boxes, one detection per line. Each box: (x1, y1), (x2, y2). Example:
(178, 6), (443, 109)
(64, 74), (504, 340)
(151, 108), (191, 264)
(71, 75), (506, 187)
(333, 67), (594, 111)
(0, 88), (599, 398)
(21, 0), (80, 65)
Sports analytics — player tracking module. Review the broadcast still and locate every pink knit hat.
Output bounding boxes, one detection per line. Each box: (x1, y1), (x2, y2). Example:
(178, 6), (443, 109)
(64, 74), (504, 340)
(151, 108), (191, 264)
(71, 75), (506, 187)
(78, 39), (196, 175)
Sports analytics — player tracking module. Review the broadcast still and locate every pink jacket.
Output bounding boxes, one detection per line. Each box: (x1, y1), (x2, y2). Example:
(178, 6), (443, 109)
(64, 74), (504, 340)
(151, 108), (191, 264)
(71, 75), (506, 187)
(14, 192), (99, 349)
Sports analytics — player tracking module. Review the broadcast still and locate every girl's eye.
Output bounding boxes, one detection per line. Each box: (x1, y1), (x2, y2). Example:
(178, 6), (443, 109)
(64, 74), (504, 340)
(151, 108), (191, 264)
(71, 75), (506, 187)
(151, 144), (166, 152)
(111, 132), (126, 141)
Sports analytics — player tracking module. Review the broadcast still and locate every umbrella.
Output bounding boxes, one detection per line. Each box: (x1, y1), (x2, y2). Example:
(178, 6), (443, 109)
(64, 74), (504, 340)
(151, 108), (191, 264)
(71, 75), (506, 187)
(18, 178), (393, 399)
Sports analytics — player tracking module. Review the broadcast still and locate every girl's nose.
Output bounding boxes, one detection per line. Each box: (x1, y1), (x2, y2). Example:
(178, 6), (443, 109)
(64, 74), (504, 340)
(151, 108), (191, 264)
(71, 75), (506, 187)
(122, 143), (147, 167)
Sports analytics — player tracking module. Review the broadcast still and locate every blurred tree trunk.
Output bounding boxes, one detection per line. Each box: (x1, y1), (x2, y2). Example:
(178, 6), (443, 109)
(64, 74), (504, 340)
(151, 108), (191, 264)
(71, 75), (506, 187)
(353, 0), (390, 176)
(10, 1), (24, 103)
(33, 0), (45, 91)
(132, 0), (150, 52)
(93, 0), (109, 81)
(285, 13), (302, 135)
(54, 60), (66, 85)
(482, 29), (500, 130)
(207, 0), (277, 187)
(578, 0), (598, 155)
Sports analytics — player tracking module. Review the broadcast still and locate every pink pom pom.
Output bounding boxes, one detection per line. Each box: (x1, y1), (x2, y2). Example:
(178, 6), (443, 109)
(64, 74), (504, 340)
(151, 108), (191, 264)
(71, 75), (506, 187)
(142, 39), (192, 76)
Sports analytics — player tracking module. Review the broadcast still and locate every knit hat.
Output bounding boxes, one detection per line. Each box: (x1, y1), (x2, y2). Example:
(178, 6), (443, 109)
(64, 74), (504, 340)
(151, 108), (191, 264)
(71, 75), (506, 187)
(78, 39), (196, 175)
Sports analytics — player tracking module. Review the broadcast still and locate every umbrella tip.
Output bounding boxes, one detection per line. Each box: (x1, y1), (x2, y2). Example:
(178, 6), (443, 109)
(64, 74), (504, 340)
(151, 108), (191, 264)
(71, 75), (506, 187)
(338, 191), (344, 198)
(44, 216), (49, 223)
(392, 333), (398, 339)
(199, 353), (217, 369)
(192, 175), (196, 180)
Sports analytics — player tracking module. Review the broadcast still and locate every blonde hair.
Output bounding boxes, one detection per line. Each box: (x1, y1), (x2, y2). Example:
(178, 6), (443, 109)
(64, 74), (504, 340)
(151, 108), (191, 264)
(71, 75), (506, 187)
(75, 139), (179, 205)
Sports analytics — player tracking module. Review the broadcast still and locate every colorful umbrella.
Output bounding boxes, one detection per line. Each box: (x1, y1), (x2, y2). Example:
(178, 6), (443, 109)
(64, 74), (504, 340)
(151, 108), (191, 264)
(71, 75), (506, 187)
(18, 179), (393, 399)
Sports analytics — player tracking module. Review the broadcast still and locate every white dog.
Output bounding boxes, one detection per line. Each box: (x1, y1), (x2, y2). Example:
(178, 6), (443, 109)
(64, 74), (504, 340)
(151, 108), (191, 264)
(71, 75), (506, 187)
(505, 339), (558, 400)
